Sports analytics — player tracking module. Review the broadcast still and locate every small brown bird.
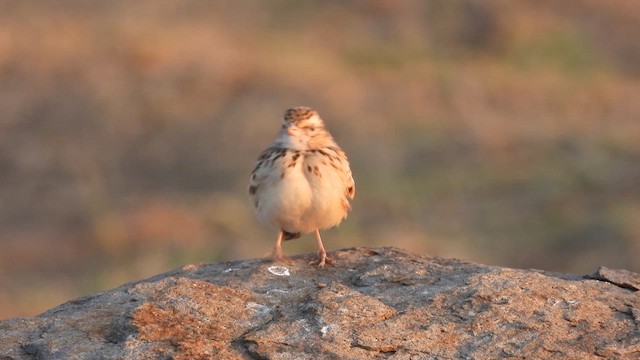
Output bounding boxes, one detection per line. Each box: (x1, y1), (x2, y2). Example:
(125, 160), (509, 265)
(249, 107), (355, 267)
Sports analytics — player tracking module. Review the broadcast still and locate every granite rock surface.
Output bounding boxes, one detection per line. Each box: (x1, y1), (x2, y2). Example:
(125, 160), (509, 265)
(1, 247), (639, 359)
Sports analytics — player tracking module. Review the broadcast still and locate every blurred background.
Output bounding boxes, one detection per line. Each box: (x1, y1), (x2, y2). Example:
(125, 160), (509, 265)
(1, 0), (639, 319)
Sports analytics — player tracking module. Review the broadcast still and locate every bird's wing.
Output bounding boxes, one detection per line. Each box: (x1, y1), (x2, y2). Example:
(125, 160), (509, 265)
(248, 146), (286, 207)
(337, 148), (355, 201)
(327, 147), (355, 214)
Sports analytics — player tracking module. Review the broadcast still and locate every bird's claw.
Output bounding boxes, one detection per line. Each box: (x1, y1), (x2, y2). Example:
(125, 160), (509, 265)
(309, 254), (335, 268)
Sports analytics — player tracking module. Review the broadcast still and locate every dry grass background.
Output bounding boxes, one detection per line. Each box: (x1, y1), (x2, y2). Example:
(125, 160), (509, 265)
(1, 0), (639, 319)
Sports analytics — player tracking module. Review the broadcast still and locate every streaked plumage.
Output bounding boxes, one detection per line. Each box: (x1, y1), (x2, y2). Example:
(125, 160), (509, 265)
(249, 107), (355, 267)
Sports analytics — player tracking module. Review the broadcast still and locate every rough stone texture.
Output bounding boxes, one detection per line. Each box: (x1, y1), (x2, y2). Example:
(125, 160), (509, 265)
(1, 247), (639, 359)
(587, 266), (640, 291)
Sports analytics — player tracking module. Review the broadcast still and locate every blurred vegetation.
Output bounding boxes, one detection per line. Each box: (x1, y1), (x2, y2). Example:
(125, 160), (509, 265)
(1, 0), (639, 319)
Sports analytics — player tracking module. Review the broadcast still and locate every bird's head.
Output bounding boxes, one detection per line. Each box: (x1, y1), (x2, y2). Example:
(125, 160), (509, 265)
(279, 106), (333, 149)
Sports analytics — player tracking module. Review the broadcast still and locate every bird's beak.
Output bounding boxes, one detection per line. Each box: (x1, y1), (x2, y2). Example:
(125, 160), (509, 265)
(287, 127), (296, 136)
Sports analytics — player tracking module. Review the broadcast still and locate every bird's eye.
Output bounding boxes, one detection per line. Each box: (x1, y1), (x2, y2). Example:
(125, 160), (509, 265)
(308, 126), (315, 131)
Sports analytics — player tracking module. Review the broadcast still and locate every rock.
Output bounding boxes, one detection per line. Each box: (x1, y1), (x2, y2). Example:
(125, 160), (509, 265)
(1, 247), (639, 359)
(586, 266), (640, 291)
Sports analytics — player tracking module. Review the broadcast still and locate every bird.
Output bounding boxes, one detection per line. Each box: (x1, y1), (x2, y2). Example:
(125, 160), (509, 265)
(248, 106), (355, 268)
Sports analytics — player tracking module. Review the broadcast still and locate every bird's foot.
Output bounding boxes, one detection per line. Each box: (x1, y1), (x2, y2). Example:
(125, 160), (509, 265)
(308, 252), (335, 268)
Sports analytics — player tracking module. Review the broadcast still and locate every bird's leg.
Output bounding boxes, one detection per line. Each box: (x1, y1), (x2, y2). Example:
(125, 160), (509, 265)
(270, 230), (286, 262)
(311, 228), (335, 268)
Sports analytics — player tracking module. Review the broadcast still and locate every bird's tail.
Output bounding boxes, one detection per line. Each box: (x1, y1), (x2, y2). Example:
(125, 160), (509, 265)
(282, 230), (301, 241)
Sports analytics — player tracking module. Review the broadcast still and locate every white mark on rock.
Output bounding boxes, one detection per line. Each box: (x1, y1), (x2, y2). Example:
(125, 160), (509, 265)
(321, 324), (332, 337)
(223, 268), (238, 273)
(266, 289), (289, 296)
(246, 302), (271, 315)
(268, 266), (290, 276)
